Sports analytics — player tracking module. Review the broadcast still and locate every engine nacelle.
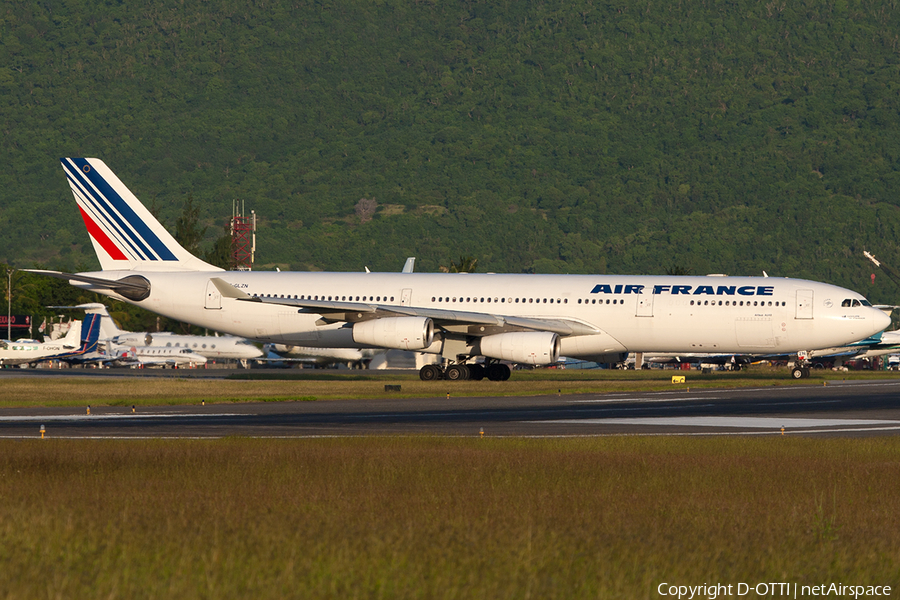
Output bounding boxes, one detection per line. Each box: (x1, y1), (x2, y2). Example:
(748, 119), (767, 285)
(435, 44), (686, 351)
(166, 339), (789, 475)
(478, 332), (560, 366)
(352, 317), (434, 351)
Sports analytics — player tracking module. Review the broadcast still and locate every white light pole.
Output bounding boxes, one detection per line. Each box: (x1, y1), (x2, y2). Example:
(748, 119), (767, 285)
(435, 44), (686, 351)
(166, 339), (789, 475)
(6, 268), (13, 341)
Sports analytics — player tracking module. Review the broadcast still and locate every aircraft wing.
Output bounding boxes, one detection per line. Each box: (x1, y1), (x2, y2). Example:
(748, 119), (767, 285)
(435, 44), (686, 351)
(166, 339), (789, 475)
(210, 278), (599, 336)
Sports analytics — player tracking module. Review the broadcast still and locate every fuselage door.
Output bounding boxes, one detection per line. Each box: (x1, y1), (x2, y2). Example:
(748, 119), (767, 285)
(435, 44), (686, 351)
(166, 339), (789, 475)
(401, 288), (412, 307)
(796, 289), (814, 319)
(205, 280), (222, 310)
(635, 292), (654, 317)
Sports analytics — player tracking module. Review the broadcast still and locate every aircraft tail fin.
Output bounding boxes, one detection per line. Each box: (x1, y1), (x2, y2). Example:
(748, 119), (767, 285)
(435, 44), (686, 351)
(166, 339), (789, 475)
(76, 303), (125, 339)
(60, 158), (222, 273)
(79, 314), (102, 353)
(60, 320), (83, 347)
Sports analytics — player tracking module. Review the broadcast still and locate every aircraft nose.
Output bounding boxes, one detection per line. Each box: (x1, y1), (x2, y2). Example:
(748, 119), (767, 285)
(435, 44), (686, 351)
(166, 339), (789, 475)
(873, 308), (892, 334)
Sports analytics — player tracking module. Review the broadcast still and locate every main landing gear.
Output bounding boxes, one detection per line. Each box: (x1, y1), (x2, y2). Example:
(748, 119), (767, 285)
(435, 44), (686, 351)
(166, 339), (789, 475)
(790, 366), (811, 379)
(419, 362), (511, 381)
(791, 352), (812, 379)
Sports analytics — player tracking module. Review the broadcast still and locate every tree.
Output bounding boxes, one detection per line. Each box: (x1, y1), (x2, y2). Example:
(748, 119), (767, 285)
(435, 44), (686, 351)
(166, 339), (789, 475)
(440, 256), (478, 273)
(355, 198), (378, 224)
(174, 195), (207, 257)
(204, 223), (234, 270)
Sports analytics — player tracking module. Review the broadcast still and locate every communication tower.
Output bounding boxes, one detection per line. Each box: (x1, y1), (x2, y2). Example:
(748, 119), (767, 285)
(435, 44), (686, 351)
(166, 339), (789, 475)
(231, 200), (256, 271)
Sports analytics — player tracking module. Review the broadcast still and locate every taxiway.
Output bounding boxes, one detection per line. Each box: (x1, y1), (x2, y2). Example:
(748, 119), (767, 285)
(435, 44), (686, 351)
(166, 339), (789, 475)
(1, 379), (899, 438)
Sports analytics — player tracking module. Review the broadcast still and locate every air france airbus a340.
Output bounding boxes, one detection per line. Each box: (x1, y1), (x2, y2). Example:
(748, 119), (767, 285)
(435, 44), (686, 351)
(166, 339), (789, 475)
(28, 158), (890, 381)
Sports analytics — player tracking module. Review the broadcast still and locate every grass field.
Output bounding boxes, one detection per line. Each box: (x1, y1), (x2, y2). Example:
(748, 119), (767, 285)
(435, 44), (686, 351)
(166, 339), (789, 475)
(0, 366), (897, 408)
(1, 437), (898, 599)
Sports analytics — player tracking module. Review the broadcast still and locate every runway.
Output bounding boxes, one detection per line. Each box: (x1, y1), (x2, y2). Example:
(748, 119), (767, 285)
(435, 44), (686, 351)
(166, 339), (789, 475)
(2, 379), (900, 438)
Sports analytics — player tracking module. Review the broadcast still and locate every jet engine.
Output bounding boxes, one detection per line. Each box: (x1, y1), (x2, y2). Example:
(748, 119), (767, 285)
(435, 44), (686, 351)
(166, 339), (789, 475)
(478, 331), (560, 366)
(352, 317), (435, 351)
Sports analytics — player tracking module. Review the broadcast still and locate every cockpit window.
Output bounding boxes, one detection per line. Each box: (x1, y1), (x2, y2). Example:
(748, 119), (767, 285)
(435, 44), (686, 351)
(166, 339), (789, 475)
(843, 298), (872, 307)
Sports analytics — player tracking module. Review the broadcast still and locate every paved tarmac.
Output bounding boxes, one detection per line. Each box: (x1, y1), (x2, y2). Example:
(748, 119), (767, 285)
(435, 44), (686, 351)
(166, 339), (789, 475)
(1, 375), (900, 439)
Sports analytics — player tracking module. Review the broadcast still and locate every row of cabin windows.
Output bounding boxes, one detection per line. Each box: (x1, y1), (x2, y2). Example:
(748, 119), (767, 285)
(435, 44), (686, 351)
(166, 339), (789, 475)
(251, 293), (792, 309)
(690, 300), (786, 307)
(255, 293), (574, 305)
(577, 299), (788, 307)
(255, 293), (396, 302)
(165, 342), (216, 349)
(431, 297), (568, 304)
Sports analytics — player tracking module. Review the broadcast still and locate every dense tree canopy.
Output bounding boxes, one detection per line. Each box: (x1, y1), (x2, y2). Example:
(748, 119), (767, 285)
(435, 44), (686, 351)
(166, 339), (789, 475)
(2, 0), (900, 309)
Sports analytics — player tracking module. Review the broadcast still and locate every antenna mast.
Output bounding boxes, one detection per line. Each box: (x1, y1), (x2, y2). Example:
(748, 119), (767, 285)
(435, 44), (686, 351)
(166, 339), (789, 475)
(231, 200), (256, 271)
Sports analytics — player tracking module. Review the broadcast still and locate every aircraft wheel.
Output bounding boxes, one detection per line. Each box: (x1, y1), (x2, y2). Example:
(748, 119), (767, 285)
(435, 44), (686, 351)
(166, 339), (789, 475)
(467, 364), (485, 381)
(791, 367), (806, 379)
(419, 364), (442, 381)
(487, 364), (511, 381)
(445, 364), (470, 381)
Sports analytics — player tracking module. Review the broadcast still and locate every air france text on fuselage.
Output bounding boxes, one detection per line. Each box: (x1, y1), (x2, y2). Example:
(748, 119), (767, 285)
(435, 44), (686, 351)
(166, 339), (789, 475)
(590, 284), (775, 296)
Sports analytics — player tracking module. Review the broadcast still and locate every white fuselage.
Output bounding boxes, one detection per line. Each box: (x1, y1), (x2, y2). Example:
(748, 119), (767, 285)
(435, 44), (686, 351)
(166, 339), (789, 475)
(0, 339), (79, 366)
(107, 343), (208, 367)
(110, 332), (262, 360)
(73, 271), (890, 358)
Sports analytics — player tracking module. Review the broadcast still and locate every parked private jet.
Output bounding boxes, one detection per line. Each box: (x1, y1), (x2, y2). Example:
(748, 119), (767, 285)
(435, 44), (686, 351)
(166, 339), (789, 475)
(27, 158), (891, 381)
(0, 314), (100, 366)
(103, 344), (208, 368)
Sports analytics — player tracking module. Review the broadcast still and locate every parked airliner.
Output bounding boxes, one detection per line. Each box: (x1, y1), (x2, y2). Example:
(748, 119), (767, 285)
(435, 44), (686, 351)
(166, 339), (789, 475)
(27, 158), (891, 381)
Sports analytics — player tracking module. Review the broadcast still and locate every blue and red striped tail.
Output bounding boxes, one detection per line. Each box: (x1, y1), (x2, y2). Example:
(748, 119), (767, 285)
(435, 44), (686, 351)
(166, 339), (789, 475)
(60, 158), (220, 272)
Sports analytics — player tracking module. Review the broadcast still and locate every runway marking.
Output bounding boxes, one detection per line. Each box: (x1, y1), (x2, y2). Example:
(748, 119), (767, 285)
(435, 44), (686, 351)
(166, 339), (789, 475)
(570, 397), (710, 404)
(532, 416), (900, 429)
(0, 413), (244, 422)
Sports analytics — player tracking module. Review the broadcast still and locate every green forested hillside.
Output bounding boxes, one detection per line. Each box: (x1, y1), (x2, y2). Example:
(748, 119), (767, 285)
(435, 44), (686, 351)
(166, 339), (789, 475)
(3, 0), (900, 303)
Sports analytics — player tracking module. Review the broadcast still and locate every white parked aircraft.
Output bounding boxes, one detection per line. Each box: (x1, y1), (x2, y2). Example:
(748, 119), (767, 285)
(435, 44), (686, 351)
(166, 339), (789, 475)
(103, 344), (208, 368)
(29, 158), (891, 381)
(0, 314), (101, 366)
(264, 344), (377, 368)
(53, 303), (263, 362)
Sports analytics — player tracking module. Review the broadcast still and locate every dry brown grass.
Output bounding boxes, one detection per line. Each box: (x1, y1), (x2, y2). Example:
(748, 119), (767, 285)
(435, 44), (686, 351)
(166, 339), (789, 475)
(0, 437), (898, 599)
